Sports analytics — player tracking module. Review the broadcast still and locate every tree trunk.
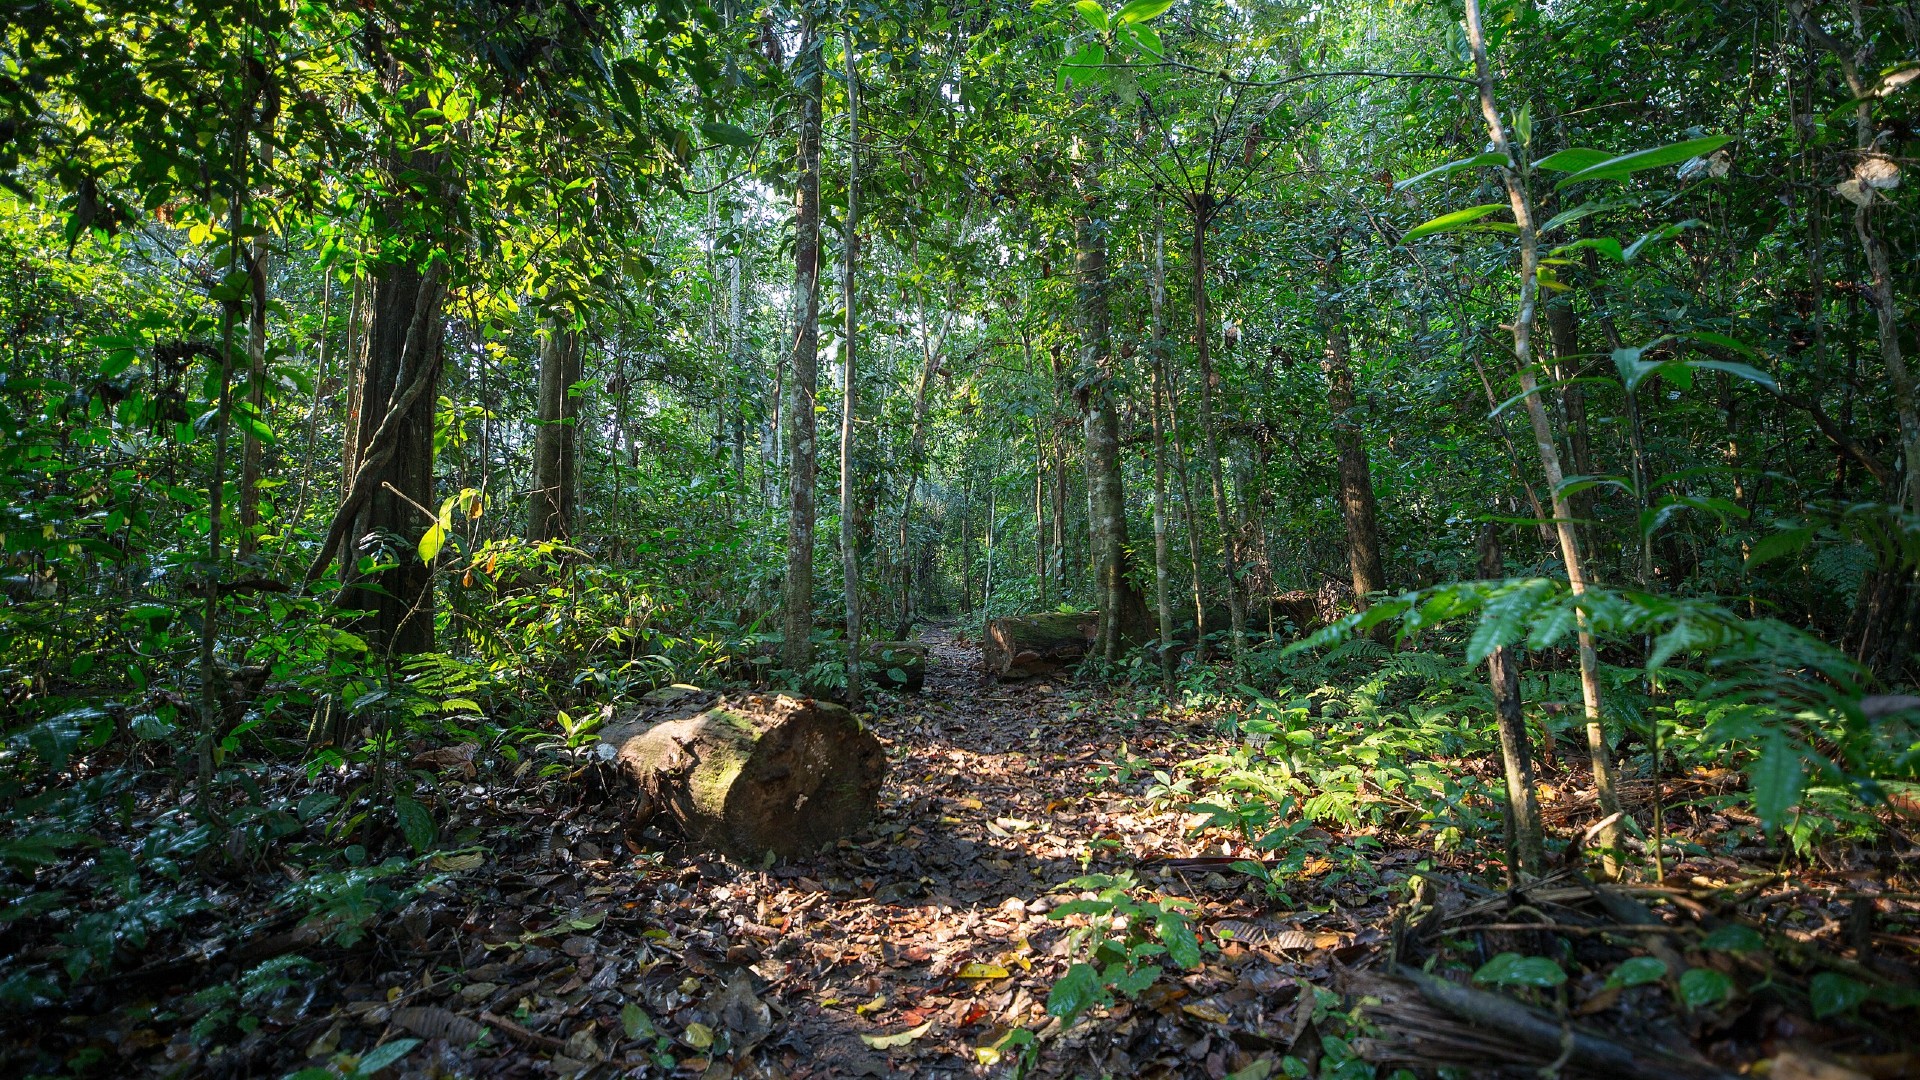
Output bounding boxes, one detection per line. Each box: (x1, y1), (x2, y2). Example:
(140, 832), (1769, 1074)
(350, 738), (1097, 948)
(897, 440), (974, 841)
(1165, 360), (1208, 649)
(602, 692), (886, 859)
(892, 298), (945, 639)
(527, 318), (581, 542)
(239, 232), (270, 556)
(1321, 237), (1385, 606)
(1150, 220), (1177, 690)
(1076, 147), (1148, 661)
(781, 20), (823, 674)
(1479, 525), (1547, 878)
(337, 261), (447, 656)
(1465, 0), (1621, 874)
(985, 612), (1099, 679)
(1189, 192), (1246, 668)
(838, 24), (863, 708)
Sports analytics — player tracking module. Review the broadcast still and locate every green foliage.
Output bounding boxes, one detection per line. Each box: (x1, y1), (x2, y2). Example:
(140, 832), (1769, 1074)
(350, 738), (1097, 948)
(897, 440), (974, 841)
(1043, 871), (1207, 1027)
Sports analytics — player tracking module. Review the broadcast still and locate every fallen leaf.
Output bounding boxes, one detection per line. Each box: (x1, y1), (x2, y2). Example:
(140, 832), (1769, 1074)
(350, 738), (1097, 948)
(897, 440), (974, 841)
(860, 1020), (935, 1049)
(956, 962), (1011, 980)
(855, 994), (888, 1016)
(683, 1022), (714, 1049)
(1182, 1001), (1231, 1023)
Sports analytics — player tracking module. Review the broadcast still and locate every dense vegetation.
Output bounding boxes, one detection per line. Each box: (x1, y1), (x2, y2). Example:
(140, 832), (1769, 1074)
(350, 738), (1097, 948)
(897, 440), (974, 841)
(5, 0), (1920, 1076)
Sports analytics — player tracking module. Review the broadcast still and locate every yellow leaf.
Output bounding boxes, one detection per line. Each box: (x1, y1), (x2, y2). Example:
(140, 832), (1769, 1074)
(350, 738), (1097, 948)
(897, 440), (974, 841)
(1182, 1002), (1231, 1023)
(860, 1020), (934, 1050)
(854, 994), (887, 1016)
(683, 1022), (714, 1049)
(956, 963), (1010, 980)
(958, 797), (984, 810)
(429, 851), (485, 872)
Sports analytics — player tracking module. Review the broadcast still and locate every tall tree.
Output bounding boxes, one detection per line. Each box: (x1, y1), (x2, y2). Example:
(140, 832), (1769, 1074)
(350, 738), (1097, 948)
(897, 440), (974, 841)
(527, 317), (581, 542)
(782, 20), (824, 675)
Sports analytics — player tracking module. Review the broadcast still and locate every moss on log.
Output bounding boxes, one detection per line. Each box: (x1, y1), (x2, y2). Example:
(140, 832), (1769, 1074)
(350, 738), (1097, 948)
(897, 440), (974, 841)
(599, 693), (886, 860)
(984, 611), (1099, 679)
(866, 641), (926, 691)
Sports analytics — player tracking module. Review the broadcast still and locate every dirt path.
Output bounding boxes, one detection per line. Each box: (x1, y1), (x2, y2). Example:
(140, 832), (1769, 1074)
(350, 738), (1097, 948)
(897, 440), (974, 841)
(26, 633), (1373, 1079)
(581, 629), (1372, 1078)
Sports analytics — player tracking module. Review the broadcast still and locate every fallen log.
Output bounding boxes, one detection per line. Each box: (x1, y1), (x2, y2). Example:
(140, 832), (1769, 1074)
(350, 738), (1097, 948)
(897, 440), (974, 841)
(599, 693), (886, 859)
(865, 641), (926, 691)
(984, 611), (1098, 679)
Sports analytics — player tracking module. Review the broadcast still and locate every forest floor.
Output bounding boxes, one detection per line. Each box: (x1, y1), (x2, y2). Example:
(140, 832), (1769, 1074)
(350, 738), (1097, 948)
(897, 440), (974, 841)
(13, 630), (1920, 1078)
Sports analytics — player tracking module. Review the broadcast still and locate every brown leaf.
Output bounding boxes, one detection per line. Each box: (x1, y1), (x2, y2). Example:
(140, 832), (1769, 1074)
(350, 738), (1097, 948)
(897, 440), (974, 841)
(392, 1006), (490, 1045)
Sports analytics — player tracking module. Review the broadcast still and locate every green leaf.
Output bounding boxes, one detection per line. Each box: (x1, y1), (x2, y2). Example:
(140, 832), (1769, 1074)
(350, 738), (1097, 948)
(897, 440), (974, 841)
(1556, 135), (1733, 187)
(418, 522), (446, 565)
(1701, 924), (1765, 952)
(1605, 956), (1668, 989)
(1115, 0), (1173, 23)
(1532, 147), (1612, 172)
(1157, 909), (1201, 969)
(1073, 1), (1109, 31)
(1058, 42), (1107, 91)
(1804, 968), (1866, 1014)
(1810, 972), (1869, 1017)
(1473, 952), (1566, 988)
(355, 1039), (421, 1075)
(1047, 961), (1104, 1024)
(1683, 359), (1776, 391)
(1549, 237), (1625, 264)
(621, 1003), (656, 1040)
(699, 121), (755, 148)
(1394, 151), (1507, 191)
(394, 794), (437, 854)
(1677, 967), (1732, 1008)
(1748, 731), (1804, 832)
(1746, 527), (1815, 570)
(1675, 329), (1758, 358)
(1402, 204), (1509, 242)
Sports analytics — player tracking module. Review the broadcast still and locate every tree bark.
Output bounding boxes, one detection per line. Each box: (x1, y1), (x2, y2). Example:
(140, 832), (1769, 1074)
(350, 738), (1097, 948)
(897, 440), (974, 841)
(336, 260), (447, 656)
(1189, 192), (1246, 669)
(1464, 0), (1621, 875)
(838, 23), (862, 708)
(781, 20), (823, 674)
(985, 612), (1099, 679)
(602, 693), (886, 859)
(1479, 524), (1547, 878)
(1150, 220), (1177, 690)
(239, 232), (270, 556)
(527, 317), (581, 542)
(1321, 236), (1385, 606)
(1076, 147), (1148, 661)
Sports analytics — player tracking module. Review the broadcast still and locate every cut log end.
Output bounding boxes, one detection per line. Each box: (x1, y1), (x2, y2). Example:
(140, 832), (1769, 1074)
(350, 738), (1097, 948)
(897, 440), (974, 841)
(601, 694), (886, 860)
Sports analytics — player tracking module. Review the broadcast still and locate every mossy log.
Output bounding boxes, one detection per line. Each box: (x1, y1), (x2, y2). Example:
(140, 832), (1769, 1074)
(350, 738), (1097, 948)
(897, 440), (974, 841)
(866, 641), (926, 691)
(599, 693), (886, 859)
(984, 611), (1099, 679)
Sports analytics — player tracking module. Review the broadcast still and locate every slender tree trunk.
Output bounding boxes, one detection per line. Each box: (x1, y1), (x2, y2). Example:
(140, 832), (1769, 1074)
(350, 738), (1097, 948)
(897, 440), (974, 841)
(1077, 145), (1145, 661)
(1188, 193), (1246, 669)
(1465, 0), (1621, 874)
(960, 466), (973, 614)
(1321, 236), (1385, 606)
(282, 273), (335, 575)
(782, 21), (823, 673)
(893, 301), (945, 639)
(527, 317), (581, 542)
(239, 231), (269, 556)
(1544, 298), (1596, 556)
(1034, 416), (1048, 606)
(1150, 224), (1176, 691)
(1165, 362), (1207, 646)
(1480, 524), (1547, 878)
(838, 24), (862, 707)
